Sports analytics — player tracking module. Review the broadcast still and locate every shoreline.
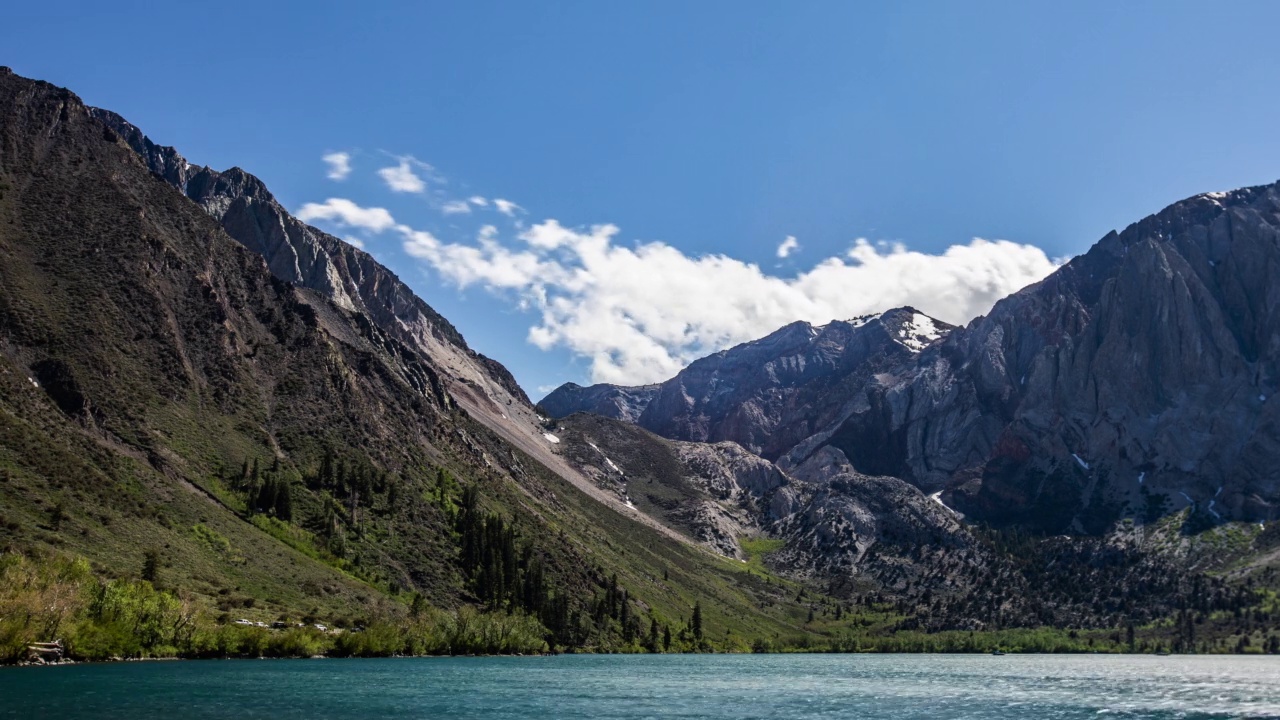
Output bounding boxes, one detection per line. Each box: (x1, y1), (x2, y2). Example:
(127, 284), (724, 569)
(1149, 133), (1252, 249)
(8, 648), (1276, 669)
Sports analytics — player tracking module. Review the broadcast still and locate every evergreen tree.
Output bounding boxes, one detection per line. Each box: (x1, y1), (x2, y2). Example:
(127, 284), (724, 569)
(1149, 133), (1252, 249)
(142, 548), (160, 583)
(276, 481), (293, 522)
(692, 601), (703, 641)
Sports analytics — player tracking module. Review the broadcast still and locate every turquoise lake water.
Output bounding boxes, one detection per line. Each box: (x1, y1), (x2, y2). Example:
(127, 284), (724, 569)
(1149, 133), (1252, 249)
(2, 654), (1278, 719)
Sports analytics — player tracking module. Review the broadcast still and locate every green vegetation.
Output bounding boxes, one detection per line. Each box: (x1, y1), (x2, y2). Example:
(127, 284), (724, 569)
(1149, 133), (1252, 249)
(740, 537), (786, 574)
(0, 550), (548, 661)
(7, 549), (1277, 662)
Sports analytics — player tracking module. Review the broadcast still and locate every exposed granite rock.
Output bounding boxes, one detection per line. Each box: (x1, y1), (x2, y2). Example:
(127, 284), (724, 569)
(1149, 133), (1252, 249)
(828, 184), (1280, 531)
(773, 447), (975, 584)
(552, 413), (787, 557)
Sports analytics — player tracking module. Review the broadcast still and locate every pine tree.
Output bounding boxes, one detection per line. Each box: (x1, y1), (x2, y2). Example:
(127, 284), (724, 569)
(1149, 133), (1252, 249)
(276, 481), (293, 522)
(621, 589), (633, 642)
(692, 601), (703, 641)
(142, 548), (160, 583)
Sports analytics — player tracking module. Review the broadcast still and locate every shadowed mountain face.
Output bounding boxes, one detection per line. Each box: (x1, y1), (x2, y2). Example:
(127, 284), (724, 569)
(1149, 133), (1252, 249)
(89, 107), (530, 408)
(542, 308), (955, 461)
(542, 184), (1280, 534)
(863, 184), (1280, 531)
(538, 382), (660, 424)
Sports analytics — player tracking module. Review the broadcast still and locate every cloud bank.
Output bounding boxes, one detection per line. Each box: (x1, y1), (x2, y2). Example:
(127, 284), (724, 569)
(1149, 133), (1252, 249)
(298, 198), (1063, 385)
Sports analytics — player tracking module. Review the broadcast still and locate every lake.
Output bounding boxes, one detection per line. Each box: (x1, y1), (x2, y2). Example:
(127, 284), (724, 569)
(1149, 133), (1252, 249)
(2, 654), (1278, 719)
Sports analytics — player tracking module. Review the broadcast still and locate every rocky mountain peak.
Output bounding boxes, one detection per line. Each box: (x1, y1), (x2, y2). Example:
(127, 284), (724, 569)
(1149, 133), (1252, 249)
(90, 107), (531, 410)
(540, 306), (952, 460)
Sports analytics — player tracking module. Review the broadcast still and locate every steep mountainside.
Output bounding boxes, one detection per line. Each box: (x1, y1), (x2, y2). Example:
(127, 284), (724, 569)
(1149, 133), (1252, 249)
(0, 67), (832, 648)
(829, 184), (1280, 532)
(88, 106), (680, 552)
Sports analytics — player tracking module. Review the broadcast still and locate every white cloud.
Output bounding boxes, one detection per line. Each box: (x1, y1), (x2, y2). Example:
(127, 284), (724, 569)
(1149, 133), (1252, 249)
(469, 196), (489, 207)
(493, 198), (523, 217)
(345, 237), (365, 249)
(377, 158), (427, 193)
(322, 152), (351, 181)
(296, 198), (396, 233)
(303, 199), (1062, 386)
(777, 235), (800, 258)
(515, 232), (1059, 385)
(440, 200), (472, 215)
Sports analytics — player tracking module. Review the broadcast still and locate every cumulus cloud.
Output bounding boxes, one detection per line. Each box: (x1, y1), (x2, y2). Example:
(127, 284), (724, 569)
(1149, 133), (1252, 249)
(440, 200), (472, 215)
(493, 198), (523, 217)
(377, 157), (428, 193)
(296, 198), (396, 233)
(469, 196), (489, 207)
(299, 198), (1062, 385)
(777, 235), (800, 258)
(322, 152), (351, 181)
(518, 232), (1059, 384)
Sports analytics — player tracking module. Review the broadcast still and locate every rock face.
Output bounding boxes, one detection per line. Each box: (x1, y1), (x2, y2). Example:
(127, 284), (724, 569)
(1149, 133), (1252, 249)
(835, 184), (1280, 532)
(538, 382), (659, 423)
(542, 307), (954, 460)
(550, 413), (974, 584)
(90, 107), (530, 408)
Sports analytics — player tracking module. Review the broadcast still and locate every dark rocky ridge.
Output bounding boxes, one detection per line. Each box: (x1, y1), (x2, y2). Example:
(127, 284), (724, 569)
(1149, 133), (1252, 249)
(537, 382), (660, 423)
(860, 183), (1280, 531)
(90, 106), (531, 407)
(542, 307), (954, 461)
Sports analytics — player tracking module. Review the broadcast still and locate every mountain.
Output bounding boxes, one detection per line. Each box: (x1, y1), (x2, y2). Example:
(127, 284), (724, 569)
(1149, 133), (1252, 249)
(540, 186), (1280, 536)
(0, 66), (829, 651)
(830, 184), (1280, 533)
(542, 307), (954, 461)
(538, 382), (660, 424)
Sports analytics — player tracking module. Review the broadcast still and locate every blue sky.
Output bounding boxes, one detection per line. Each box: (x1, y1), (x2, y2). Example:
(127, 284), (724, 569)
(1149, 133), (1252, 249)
(7, 1), (1280, 394)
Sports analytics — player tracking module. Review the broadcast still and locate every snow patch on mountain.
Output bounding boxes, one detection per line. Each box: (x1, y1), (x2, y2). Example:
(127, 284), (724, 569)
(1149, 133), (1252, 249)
(896, 313), (944, 352)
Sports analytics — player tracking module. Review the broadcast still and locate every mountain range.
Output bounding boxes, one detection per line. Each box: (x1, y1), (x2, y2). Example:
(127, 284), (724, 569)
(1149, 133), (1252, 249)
(541, 184), (1280, 537)
(1, 66), (1278, 655)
